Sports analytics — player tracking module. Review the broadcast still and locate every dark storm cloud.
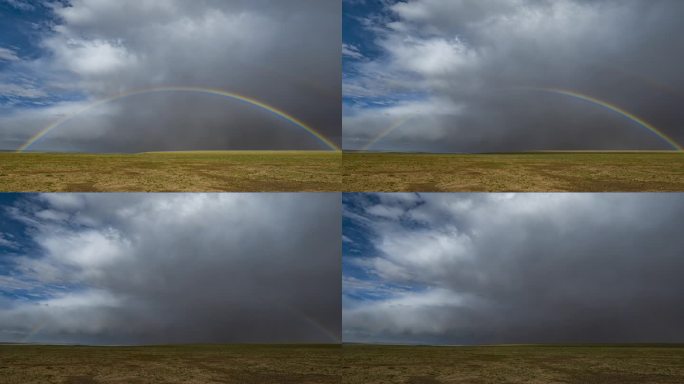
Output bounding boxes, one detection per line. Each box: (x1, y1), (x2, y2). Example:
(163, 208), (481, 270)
(343, 193), (684, 344)
(0, 0), (340, 151)
(343, 0), (684, 151)
(0, 193), (341, 344)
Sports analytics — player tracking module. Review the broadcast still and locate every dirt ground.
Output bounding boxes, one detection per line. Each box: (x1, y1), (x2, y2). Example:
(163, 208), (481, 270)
(0, 151), (341, 192)
(342, 152), (684, 191)
(0, 344), (340, 384)
(342, 344), (684, 384)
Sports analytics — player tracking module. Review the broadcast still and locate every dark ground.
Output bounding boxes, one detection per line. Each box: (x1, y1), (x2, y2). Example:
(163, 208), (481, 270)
(0, 344), (340, 384)
(0, 151), (341, 192)
(342, 344), (684, 384)
(342, 152), (684, 191)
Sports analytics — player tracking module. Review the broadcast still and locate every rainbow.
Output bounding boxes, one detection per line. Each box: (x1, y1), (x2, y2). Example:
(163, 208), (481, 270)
(361, 115), (415, 151)
(524, 87), (683, 152)
(17, 86), (340, 152)
(364, 88), (683, 152)
(283, 304), (340, 343)
(16, 307), (340, 344)
(21, 319), (49, 343)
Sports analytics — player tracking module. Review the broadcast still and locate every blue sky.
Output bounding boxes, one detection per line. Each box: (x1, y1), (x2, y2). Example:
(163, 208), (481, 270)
(343, 193), (414, 303)
(0, 194), (32, 282)
(342, 0), (684, 152)
(343, 0), (438, 152)
(0, 1), (82, 111)
(0, 193), (83, 313)
(0, 1), (49, 63)
(342, 0), (391, 99)
(342, 0), (384, 64)
(343, 194), (443, 343)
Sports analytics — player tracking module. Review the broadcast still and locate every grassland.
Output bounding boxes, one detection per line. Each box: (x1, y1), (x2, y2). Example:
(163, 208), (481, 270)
(0, 151), (341, 192)
(0, 344), (340, 384)
(343, 344), (684, 384)
(4, 343), (682, 383)
(342, 152), (684, 191)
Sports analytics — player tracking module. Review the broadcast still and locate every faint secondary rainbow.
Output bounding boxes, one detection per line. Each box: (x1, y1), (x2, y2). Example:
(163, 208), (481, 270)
(17, 86), (340, 152)
(283, 304), (340, 343)
(21, 319), (50, 343)
(362, 115), (415, 151)
(524, 87), (683, 152)
(16, 307), (339, 344)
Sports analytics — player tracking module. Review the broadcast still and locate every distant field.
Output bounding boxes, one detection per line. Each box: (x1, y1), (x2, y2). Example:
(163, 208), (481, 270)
(0, 344), (340, 384)
(343, 344), (684, 384)
(0, 151), (341, 192)
(342, 152), (684, 191)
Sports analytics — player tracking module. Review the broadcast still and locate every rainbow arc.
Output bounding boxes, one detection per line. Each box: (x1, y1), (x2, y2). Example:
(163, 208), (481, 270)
(361, 115), (415, 151)
(17, 86), (340, 152)
(521, 87), (682, 152)
(361, 88), (682, 152)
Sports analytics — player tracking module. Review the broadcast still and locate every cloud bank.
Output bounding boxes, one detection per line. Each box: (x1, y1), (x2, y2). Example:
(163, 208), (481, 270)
(343, 193), (684, 344)
(0, 193), (341, 344)
(0, 0), (341, 151)
(343, 0), (684, 152)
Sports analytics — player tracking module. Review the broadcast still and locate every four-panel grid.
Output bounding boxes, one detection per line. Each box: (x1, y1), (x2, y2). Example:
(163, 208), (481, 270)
(0, 1), (683, 383)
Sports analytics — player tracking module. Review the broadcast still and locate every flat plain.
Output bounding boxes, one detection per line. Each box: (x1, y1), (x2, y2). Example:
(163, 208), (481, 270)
(342, 344), (684, 384)
(0, 344), (340, 384)
(342, 152), (684, 191)
(0, 151), (341, 192)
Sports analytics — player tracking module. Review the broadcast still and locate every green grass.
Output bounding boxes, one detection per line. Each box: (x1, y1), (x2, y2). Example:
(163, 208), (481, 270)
(342, 344), (684, 384)
(0, 151), (341, 192)
(0, 344), (340, 384)
(342, 152), (684, 191)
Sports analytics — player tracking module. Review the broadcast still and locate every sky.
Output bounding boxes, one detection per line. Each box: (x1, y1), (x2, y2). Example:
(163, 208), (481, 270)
(343, 193), (684, 345)
(0, 193), (341, 345)
(0, 0), (341, 152)
(343, 0), (684, 152)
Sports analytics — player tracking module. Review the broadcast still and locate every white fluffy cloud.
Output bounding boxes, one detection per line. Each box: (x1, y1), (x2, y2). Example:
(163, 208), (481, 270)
(48, 39), (137, 76)
(0, 46), (20, 61)
(343, 43), (364, 59)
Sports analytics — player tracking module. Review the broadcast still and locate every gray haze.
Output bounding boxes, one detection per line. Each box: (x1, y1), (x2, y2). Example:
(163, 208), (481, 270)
(343, 0), (684, 152)
(343, 193), (684, 344)
(0, 193), (341, 345)
(0, 0), (340, 152)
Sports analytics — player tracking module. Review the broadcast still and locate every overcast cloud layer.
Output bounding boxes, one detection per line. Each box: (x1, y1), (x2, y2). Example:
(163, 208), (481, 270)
(0, 0), (340, 152)
(343, 193), (684, 344)
(0, 193), (340, 344)
(343, 0), (684, 152)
